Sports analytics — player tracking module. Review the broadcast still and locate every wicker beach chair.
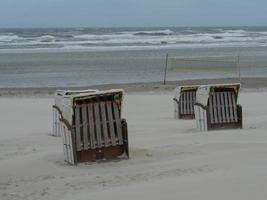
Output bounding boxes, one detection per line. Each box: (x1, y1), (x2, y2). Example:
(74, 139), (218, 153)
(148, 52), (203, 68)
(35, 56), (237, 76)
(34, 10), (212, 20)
(173, 85), (199, 119)
(52, 89), (129, 164)
(194, 83), (242, 131)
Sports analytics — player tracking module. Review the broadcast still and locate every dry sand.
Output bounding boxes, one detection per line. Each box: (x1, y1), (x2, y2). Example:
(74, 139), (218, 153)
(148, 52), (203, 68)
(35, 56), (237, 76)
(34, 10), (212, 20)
(2, 77), (267, 97)
(1, 89), (267, 200)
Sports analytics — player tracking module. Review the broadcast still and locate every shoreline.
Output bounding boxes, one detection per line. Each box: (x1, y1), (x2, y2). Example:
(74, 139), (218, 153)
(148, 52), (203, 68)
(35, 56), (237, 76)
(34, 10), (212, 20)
(1, 77), (267, 97)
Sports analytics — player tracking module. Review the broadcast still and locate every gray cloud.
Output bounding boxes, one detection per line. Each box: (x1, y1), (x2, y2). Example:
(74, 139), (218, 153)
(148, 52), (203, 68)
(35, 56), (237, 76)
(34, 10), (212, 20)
(0, 0), (266, 27)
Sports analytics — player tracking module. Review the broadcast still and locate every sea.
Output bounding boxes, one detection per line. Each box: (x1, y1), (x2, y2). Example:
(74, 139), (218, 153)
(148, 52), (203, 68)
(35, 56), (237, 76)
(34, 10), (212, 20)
(1, 27), (267, 88)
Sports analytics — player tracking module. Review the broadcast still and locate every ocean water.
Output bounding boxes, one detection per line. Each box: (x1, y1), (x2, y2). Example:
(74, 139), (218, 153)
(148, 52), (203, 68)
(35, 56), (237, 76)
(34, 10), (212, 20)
(1, 27), (267, 52)
(1, 27), (267, 88)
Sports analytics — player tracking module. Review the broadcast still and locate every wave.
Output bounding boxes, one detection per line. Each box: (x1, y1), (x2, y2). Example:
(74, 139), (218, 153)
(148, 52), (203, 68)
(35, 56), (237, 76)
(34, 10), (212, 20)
(73, 33), (131, 40)
(39, 35), (56, 42)
(40, 35), (56, 39)
(2, 41), (267, 53)
(1, 28), (267, 51)
(0, 34), (21, 42)
(133, 29), (174, 36)
(73, 29), (174, 39)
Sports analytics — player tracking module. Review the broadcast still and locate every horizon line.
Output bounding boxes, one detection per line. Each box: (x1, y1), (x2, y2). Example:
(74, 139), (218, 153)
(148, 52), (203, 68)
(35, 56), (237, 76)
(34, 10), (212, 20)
(0, 25), (267, 29)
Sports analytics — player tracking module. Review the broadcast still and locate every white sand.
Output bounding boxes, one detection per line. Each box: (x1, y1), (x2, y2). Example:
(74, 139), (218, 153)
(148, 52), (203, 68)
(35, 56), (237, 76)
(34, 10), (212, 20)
(1, 91), (267, 200)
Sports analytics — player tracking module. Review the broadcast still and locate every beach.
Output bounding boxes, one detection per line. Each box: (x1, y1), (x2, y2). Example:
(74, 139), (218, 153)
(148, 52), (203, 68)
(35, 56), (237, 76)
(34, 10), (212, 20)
(1, 26), (267, 200)
(1, 83), (267, 200)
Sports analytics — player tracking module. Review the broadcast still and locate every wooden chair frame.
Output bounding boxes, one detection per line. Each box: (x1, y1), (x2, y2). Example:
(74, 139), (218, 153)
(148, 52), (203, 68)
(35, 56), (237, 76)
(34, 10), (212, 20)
(194, 84), (242, 131)
(174, 86), (198, 119)
(53, 89), (129, 164)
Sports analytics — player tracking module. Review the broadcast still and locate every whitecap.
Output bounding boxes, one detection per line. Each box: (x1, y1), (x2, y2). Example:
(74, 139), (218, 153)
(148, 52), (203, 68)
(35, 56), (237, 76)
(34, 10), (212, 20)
(0, 34), (21, 42)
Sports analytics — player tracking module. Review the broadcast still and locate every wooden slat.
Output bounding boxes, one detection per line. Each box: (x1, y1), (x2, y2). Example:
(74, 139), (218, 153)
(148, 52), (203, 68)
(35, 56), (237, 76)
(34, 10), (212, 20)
(195, 105), (199, 128)
(224, 92), (230, 123)
(186, 92), (189, 114)
(188, 91), (192, 114)
(188, 92), (190, 114)
(56, 111), (60, 136)
(194, 105), (199, 128)
(228, 92), (234, 122)
(183, 93), (186, 114)
(231, 92), (238, 122)
(216, 93), (222, 123)
(190, 91), (194, 114)
(53, 108), (56, 135)
(184, 92), (186, 114)
(62, 123), (74, 164)
(180, 93), (183, 114)
(191, 91), (195, 114)
(82, 104), (89, 149)
(220, 92), (226, 123)
(54, 109), (58, 136)
(213, 94), (218, 123)
(184, 93), (186, 114)
(66, 127), (72, 164)
(201, 107), (206, 131)
(193, 91), (196, 114)
(174, 100), (178, 119)
(180, 93), (184, 114)
(198, 106), (202, 131)
(94, 103), (102, 147)
(209, 96), (214, 124)
(100, 102), (110, 147)
(203, 108), (207, 131)
(67, 126), (74, 164)
(106, 101), (116, 146)
(184, 92), (187, 114)
(87, 104), (96, 149)
(62, 125), (68, 162)
(188, 92), (191, 114)
(75, 105), (82, 151)
(113, 102), (123, 145)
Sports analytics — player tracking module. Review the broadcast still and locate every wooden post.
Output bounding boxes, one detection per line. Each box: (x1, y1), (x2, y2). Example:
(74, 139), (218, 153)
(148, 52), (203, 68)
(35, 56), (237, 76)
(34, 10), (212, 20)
(163, 53), (168, 85)
(236, 56), (241, 84)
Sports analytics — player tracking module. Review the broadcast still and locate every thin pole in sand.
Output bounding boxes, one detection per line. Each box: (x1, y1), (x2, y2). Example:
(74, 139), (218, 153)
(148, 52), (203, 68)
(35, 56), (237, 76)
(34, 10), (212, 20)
(236, 56), (241, 84)
(163, 53), (168, 85)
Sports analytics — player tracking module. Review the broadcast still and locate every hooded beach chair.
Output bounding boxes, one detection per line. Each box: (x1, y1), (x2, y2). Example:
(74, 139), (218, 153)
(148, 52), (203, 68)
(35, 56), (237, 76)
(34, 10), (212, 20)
(52, 89), (129, 164)
(194, 83), (242, 131)
(173, 85), (199, 119)
(53, 89), (98, 137)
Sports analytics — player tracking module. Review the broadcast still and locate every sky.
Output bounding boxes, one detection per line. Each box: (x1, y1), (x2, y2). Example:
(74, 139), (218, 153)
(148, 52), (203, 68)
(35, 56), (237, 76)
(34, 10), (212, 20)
(0, 0), (266, 28)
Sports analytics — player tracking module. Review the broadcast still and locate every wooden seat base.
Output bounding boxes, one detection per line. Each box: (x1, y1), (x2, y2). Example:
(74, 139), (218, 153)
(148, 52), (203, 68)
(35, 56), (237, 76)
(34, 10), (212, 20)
(77, 145), (126, 162)
(209, 123), (242, 130)
(179, 113), (195, 119)
(207, 101), (242, 131)
(76, 119), (129, 163)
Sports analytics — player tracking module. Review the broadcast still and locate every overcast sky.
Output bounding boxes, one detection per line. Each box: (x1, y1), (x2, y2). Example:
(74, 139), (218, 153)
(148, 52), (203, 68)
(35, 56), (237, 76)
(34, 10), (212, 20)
(0, 0), (266, 28)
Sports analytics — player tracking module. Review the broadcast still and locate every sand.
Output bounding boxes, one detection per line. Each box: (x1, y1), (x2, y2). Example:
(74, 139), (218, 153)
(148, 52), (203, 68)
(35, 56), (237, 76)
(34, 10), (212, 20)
(1, 90), (267, 200)
(2, 77), (267, 97)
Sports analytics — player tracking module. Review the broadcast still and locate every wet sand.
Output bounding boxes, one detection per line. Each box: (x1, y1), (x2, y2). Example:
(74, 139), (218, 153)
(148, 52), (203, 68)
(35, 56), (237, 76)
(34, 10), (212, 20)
(1, 77), (267, 97)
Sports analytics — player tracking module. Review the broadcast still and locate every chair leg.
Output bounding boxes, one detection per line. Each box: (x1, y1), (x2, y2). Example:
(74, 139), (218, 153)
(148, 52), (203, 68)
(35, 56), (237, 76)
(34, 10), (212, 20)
(237, 105), (243, 129)
(121, 119), (129, 158)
